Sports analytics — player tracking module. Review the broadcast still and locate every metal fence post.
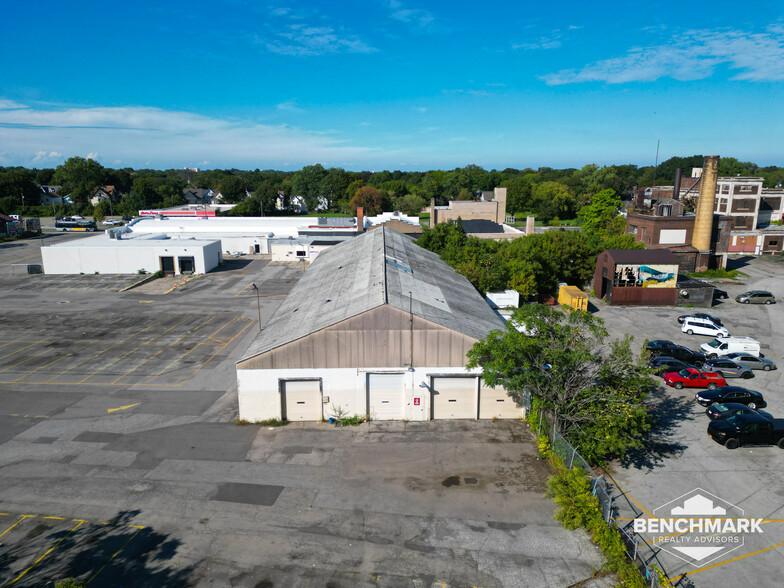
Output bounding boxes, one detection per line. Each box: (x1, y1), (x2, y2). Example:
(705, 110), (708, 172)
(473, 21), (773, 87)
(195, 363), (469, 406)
(568, 447), (576, 469)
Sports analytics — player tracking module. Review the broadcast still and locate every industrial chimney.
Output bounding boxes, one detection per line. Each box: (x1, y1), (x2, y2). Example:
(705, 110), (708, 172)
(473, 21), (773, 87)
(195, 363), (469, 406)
(673, 168), (682, 201)
(691, 155), (720, 269)
(356, 207), (364, 233)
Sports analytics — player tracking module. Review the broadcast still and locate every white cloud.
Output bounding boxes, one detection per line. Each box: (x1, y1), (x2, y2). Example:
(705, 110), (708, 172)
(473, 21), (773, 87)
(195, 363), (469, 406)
(86, 152), (99, 160)
(513, 33), (562, 51)
(0, 99), (29, 110)
(542, 26), (784, 85)
(0, 103), (375, 169)
(265, 23), (377, 56)
(276, 101), (304, 113)
(383, 0), (439, 33)
(413, 106), (427, 113)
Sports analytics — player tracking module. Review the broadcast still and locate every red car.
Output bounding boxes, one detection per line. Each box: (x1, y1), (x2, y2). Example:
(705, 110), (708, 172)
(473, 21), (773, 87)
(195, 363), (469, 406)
(663, 368), (727, 390)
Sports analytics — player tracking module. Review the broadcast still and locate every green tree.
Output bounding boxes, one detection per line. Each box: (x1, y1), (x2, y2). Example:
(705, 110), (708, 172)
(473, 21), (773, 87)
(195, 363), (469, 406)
(530, 181), (578, 221)
(292, 164), (327, 212)
(456, 188), (474, 201)
(396, 193), (427, 216)
(467, 304), (654, 464)
(579, 189), (622, 237)
(349, 186), (383, 215)
(219, 175), (246, 203)
(53, 156), (105, 205)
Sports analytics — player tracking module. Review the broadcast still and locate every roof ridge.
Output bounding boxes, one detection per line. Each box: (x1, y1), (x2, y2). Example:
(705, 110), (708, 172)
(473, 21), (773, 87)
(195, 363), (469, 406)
(381, 227), (389, 305)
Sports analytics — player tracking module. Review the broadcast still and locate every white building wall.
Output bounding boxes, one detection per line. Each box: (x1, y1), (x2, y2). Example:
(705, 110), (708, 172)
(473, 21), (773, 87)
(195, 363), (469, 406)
(41, 239), (221, 275)
(236, 365), (508, 422)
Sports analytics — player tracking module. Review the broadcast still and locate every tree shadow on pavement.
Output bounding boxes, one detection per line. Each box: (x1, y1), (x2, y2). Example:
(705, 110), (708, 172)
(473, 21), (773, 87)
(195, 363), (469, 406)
(618, 386), (696, 471)
(0, 510), (194, 587)
(726, 256), (754, 271)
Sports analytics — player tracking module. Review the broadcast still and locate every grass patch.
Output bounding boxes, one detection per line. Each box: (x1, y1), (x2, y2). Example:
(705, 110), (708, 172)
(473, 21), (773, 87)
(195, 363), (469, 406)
(256, 418), (289, 427)
(235, 418), (252, 426)
(338, 415), (367, 426)
(688, 268), (744, 280)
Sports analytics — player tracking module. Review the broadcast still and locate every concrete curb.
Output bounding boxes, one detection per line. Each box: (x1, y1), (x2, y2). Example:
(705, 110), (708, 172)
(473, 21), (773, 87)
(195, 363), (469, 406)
(164, 273), (202, 294)
(119, 274), (159, 292)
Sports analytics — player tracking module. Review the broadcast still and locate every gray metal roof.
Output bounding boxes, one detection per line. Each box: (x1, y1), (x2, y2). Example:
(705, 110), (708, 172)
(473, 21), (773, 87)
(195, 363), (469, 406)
(239, 227), (505, 361)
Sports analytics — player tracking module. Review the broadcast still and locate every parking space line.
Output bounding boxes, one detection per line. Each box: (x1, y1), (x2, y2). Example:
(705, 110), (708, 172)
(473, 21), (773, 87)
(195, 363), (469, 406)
(0, 348), (52, 375)
(191, 315), (215, 332)
(11, 352), (75, 383)
(0, 341), (45, 362)
(111, 349), (166, 384)
(181, 320), (254, 383)
(143, 345), (204, 384)
(9, 519), (86, 585)
(0, 514), (32, 539)
(85, 526), (145, 585)
(207, 316), (239, 343)
(670, 539), (784, 582)
(79, 347), (140, 383)
(142, 317), (192, 345)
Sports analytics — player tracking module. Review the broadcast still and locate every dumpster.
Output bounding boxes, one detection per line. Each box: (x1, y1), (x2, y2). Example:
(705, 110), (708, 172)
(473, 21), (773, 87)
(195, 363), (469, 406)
(558, 285), (588, 311)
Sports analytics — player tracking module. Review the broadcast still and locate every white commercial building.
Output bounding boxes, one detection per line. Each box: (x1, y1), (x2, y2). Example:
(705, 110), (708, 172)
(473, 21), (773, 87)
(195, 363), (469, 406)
(41, 233), (222, 275)
(236, 228), (521, 422)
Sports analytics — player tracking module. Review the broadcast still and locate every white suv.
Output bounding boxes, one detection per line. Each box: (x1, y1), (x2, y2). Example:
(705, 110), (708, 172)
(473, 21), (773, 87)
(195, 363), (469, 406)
(681, 317), (730, 337)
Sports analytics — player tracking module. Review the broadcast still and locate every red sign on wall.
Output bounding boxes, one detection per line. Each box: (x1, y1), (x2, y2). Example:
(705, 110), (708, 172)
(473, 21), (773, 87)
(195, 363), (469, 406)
(413, 398), (420, 406)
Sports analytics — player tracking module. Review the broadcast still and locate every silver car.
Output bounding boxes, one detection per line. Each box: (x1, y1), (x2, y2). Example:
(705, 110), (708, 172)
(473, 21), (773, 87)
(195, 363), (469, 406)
(725, 352), (777, 371)
(702, 358), (754, 379)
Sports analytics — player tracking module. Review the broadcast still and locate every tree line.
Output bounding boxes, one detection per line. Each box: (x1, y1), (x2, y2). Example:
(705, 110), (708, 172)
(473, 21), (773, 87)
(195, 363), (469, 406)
(1, 155), (782, 220)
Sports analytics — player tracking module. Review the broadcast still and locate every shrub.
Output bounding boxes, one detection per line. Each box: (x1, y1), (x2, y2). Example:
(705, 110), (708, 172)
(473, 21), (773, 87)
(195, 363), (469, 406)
(255, 418), (289, 427)
(234, 418), (251, 426)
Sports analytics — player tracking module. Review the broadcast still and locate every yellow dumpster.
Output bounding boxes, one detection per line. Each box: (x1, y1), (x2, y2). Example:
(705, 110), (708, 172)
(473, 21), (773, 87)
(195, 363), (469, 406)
(558, 285), (588, 311)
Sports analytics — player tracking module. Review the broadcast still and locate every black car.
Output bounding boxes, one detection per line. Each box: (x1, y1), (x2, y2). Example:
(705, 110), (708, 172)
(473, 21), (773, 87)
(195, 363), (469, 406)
(695, 386), (766, 409)
(649, 357), (695, 376)
(677, 313), (723, 327)
(664, 345), (707, 367)
(645, 340), (678, 357)
(705, 402), (773, 421)
(713, 288), (729, 300)
(122, 215), (133, 221)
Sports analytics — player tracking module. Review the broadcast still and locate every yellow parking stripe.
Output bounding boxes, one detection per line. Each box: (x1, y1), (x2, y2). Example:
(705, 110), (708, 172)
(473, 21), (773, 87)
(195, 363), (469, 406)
(9, 519), (85, 585)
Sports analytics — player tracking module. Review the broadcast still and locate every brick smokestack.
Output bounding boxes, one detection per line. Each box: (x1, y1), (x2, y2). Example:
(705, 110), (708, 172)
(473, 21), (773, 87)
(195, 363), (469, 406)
(673, 168), (682, 201)
(526, 216), (535, 235)
(429, 198), (435, 228)
(356, 207), (364, 233)
(633, 186), (644, 209)
(692, 156), (720, 253)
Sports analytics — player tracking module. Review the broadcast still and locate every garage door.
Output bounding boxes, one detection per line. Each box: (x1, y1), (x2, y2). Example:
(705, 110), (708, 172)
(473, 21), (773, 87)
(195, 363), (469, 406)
(367, 373), (405, 420)
(282, 380), (322, 421)
(432, 377), (477, 419)
(479, 383), (520, 419)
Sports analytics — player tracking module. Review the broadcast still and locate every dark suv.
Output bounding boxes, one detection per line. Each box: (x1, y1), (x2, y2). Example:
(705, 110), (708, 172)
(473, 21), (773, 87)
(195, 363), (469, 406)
(664, 345), (707, 367)
(736, 290), (775, 305)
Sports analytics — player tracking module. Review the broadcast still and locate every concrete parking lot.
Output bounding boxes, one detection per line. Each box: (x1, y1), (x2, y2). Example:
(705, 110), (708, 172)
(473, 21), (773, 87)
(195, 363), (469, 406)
(594, 255), (784, 588)
(0, 237), (604, 587)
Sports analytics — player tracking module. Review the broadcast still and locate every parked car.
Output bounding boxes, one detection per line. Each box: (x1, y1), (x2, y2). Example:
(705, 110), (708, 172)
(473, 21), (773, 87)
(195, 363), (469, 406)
(649, 357), (695, 376)
(736, 290), (775, 304)
(71, 215), (84, 220)
(102, 219), (119, 225)
(701, 336), (760, 358)
(695, 386), (766, 409)
(707, 414), (784, 449)
(713, 288), (729, 300)
(725, 352), (777, 371)
(664, 345), (707, 367)
(705, 402), (773, 421)
(681, 317), (729, 337)
(645, 340), (678, 357)
(663, 368), (726, 390)
(677, 313), (723, 327)
(702, 358), (754, 379)
(122, 215), (133, 221)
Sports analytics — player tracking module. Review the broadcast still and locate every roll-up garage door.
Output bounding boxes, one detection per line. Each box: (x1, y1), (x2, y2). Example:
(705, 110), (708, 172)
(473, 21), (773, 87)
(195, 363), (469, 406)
(432, 377), (477, 419)
(479, 383), (520, 419)
(367, 373), (405, 420)
(282, 380), (322, 421)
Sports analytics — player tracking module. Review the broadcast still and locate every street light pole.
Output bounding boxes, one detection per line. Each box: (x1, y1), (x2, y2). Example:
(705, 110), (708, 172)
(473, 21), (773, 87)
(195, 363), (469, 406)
(251, 283), (261, 331)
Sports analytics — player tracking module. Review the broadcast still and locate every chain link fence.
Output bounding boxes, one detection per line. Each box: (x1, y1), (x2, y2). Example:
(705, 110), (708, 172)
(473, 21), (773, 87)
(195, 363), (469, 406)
(534, 410), (667, 587)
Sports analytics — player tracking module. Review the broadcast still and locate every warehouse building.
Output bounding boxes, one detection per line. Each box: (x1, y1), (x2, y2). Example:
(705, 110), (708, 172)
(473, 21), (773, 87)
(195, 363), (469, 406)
(41, 233), (221, 275)
(236, 227), (519, 422)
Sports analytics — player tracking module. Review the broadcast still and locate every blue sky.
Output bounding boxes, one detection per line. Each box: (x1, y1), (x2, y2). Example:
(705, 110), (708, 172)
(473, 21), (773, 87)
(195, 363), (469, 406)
(1, 0), (783, 171)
